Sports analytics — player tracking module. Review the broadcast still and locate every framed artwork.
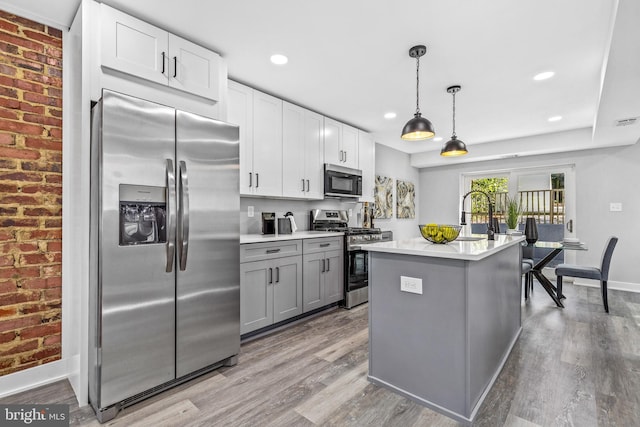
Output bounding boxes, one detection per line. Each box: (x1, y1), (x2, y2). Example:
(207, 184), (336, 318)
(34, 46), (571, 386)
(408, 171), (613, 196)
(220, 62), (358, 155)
(374, 175), (393, 219)
(396, 180), (415, 219)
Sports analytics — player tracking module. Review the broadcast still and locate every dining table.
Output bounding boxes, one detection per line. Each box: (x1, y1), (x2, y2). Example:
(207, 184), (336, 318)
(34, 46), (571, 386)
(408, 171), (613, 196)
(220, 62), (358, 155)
(526, 240), (588, 307)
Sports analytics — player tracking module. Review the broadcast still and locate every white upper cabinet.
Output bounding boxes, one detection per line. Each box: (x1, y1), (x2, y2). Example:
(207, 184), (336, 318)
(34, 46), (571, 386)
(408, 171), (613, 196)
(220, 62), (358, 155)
(358, 130), (375, 203)
(323, 117), (359, 169)
(228, 81), (282, 197)
(101, 4), (220, 101)
(252, 91), (283, 197)
(341, 124), (359, 169)
(228, 81), (254, 194)
(283, 102), (324, 199)
(167, 34), (220, 101)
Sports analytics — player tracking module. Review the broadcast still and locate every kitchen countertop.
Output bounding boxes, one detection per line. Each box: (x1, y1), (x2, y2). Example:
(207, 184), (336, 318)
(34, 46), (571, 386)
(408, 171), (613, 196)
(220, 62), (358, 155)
(363, 234), (525, 261)
(241, 231), (344, 244)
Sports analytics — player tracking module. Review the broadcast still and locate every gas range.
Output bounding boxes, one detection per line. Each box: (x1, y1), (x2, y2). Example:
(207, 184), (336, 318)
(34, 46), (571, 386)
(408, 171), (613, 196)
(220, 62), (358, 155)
(310, 209), (393, 309)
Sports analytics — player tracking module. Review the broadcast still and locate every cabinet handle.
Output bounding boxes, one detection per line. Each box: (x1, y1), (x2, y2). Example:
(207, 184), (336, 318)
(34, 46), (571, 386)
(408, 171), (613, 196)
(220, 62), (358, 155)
(326, 258), (330, 272)
(249, 172), (252, 187)
(268, 267), (273, 284)
(266, 248), (281, 254)
(173, 56), (177, 78)
(256, 173), (259, 188)
(306, 179), (310, 192)
(302, 179), (305, 192)
(339, 150), (344, 162)
(161, 52), (166, 74)
(275, 267), (280, 283)
(320, 243), (330, 248)
(344, 151), (347, 163)
(322, 258), (326, 273)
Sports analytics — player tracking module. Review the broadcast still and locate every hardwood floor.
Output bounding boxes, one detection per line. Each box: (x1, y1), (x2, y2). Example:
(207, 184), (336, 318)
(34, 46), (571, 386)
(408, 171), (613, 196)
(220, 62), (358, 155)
(3, 282), (640, 426)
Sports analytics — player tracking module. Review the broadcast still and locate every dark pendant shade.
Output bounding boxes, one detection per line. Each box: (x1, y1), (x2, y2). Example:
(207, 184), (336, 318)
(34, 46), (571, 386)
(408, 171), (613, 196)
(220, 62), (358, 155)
(440, 135), (468, 156)
(401, 113), (435, 141)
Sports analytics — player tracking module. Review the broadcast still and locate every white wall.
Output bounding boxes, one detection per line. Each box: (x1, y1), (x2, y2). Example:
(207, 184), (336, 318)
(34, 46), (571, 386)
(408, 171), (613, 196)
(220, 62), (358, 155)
(374, 144), (420, 240)
(419, 142), (640, 288)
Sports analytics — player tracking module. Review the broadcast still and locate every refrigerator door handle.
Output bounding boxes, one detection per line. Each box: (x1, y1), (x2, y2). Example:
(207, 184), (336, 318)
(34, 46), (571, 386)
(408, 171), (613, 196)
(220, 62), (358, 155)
(178, 160), (190, 271)
(166, 159), (176, 272)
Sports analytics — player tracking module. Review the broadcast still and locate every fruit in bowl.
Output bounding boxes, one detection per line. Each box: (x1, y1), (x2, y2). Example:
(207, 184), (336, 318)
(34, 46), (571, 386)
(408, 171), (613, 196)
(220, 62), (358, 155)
(418, 224), (462, 244)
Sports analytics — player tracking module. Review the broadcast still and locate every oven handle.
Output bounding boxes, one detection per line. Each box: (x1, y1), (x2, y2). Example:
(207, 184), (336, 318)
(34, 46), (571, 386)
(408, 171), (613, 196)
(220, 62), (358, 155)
(348, 246), (362, 251)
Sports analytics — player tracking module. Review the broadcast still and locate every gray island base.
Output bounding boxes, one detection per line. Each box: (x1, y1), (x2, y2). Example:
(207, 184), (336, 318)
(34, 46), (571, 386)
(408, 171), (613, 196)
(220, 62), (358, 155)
(364, 235), (525, 425)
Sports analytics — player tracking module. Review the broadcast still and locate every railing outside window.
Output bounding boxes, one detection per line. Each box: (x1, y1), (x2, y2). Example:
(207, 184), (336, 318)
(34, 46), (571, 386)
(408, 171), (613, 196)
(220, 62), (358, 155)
(471, 189), (565, 224)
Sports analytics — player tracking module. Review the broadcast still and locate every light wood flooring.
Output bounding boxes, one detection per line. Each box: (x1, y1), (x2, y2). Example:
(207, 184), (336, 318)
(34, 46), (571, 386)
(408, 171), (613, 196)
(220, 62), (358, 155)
(3, 281), (640, 426)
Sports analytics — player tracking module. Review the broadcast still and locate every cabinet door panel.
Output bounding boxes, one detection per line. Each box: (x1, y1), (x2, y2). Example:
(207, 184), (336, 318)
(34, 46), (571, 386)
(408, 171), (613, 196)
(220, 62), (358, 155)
(358, 131), (375, 202)
(228, 81), (254, 195)
(302, 252), (324, 313)
(304, 110), (325, 199)
(282, 102), (305, 198)
(240, 261), (272, 334)
(324, 250), (344, 304)
(341, 124), (359, 169)
(273, 256), (303, 323)
(169, 34), (220, 101)
(253, 91), (283, 196)
(101, 4), (168, 86)
(323, 117), (341, 165)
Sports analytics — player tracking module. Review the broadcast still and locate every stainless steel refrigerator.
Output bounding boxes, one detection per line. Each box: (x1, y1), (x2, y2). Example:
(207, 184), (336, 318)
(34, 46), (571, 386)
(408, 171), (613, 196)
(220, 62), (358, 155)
(88, 89), (240, 422)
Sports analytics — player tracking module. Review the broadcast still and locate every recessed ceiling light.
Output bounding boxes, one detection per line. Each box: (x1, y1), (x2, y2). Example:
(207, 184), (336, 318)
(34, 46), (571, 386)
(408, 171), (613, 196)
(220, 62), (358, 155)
(433, 136), (443, 142)
(533, 71), (555, 81)
(384, 112), (397, 119)
(548, 115), (562, 122)
(270, 54), (288, 65)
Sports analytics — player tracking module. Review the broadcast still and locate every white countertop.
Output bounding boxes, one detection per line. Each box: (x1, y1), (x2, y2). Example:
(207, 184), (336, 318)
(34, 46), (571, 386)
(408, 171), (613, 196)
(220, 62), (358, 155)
(241, 230), (344, 244)
(363, 234), (526, 261)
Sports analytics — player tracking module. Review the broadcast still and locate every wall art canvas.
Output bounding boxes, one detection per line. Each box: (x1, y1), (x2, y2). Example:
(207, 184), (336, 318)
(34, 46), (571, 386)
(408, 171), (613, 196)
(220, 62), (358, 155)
(374, 175), (393, 219)
(396, 180), (415, 219)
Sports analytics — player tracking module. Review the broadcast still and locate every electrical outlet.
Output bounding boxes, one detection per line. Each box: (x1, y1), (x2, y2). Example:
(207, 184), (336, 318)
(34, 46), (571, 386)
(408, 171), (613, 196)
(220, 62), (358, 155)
(610, 202), (622, 212)
(348, 208), (353, 218)
(248, 206), (254, 217)
(400, 276), (423, 294)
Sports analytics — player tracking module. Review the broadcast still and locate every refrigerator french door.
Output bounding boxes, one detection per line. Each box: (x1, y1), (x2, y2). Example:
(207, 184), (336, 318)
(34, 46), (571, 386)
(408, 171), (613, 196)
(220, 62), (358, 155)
(89, 89), (240, 422)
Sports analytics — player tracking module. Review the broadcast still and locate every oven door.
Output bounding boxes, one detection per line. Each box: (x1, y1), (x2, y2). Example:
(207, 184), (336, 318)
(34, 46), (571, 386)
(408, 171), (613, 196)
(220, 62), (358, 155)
(347, 248), (368, 291)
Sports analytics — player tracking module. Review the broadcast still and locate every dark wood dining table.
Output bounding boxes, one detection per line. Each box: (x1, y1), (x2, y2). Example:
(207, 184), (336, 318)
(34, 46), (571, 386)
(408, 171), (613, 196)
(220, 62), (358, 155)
(526, 240), (588, 307)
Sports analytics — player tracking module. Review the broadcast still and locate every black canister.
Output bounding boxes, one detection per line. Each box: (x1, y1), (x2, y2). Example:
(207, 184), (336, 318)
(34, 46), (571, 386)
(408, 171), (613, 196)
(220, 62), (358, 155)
(262, 212), (276, 234)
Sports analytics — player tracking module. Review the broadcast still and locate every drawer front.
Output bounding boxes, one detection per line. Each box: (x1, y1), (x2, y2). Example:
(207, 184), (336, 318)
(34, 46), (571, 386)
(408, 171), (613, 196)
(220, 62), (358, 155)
(303, 237), (343, 254)
(241, 240), (302, 263)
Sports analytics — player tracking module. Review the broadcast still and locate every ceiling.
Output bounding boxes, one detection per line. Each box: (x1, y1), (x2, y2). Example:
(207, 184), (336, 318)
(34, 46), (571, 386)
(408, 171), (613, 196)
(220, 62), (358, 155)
(2, 0), (639, 167)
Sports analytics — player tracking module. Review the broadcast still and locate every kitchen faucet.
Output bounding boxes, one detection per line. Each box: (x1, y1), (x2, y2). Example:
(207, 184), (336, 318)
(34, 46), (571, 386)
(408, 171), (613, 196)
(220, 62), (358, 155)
(460, 190), (495, 240)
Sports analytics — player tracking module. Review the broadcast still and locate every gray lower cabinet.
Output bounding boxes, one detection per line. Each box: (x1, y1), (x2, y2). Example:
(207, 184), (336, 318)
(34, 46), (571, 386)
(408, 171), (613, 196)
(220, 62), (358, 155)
(302, 237), (344, 313)
(240, 241), (303, 335)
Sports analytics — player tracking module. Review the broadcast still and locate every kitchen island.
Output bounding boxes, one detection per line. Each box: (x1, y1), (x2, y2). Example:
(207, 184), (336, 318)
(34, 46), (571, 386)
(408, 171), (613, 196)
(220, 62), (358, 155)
(363, 234), (525, 425)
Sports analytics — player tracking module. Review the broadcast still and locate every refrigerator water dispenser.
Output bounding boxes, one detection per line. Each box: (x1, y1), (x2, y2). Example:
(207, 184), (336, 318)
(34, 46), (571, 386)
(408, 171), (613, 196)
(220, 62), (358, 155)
(119, 184), (167, 245)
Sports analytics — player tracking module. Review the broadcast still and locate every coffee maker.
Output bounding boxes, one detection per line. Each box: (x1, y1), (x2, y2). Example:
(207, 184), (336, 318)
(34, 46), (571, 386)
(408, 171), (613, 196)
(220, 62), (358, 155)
(261, 212), (276, 234)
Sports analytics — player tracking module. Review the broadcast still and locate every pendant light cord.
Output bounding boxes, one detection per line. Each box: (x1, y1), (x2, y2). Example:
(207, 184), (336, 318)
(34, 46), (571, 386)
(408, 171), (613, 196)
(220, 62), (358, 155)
(415, 56), (420, 115)
(451, 90), (456, 138)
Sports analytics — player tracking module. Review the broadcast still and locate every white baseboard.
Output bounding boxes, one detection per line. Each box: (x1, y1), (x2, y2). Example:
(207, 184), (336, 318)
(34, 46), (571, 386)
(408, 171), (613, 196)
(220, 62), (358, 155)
(0, 359), (70, 400)
(573, 279), (640, 294)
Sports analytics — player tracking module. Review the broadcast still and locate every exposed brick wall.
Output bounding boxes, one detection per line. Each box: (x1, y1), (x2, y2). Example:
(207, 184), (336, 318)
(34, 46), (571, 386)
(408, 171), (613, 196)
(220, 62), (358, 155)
(0, 10), (63, 376)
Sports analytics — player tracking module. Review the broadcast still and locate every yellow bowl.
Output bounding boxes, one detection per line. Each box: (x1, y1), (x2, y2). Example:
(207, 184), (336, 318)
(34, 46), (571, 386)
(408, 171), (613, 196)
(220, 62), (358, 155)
(418, 224), (462, 244)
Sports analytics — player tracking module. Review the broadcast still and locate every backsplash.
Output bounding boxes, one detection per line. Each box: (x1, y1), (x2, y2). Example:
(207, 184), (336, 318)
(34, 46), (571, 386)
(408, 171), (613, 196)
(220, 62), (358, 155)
(240, 197), (363, 234)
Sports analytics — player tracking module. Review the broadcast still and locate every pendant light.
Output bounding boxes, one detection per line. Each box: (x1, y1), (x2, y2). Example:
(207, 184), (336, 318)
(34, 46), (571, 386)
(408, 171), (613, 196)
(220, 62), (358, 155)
(401, 45), (435, 141)
(440, 85), (468, 156)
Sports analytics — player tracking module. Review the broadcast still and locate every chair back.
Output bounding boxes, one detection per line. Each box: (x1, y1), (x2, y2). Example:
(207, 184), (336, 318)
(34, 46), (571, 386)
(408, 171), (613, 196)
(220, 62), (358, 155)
(600, 236), (618, 280)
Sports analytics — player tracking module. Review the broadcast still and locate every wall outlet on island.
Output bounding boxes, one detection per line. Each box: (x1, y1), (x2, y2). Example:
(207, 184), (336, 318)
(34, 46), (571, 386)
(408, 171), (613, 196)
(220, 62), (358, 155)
(400, 276), (423, 294)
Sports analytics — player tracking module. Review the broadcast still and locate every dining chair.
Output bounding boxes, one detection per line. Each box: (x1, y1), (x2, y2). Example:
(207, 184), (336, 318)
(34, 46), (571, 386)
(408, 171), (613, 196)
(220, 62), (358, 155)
(522, 244), (535, 298)
(555, 236), (618, 313)
(522, 261), (533, 300)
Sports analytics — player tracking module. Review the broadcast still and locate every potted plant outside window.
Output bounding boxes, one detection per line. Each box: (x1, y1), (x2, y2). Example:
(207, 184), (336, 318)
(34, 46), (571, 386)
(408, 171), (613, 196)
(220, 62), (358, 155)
(505, 196), (523, 234)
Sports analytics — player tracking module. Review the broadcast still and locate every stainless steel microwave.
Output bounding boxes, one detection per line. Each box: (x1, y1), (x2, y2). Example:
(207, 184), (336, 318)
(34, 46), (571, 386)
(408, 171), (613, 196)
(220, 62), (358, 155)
(324, 164), (362, 198)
